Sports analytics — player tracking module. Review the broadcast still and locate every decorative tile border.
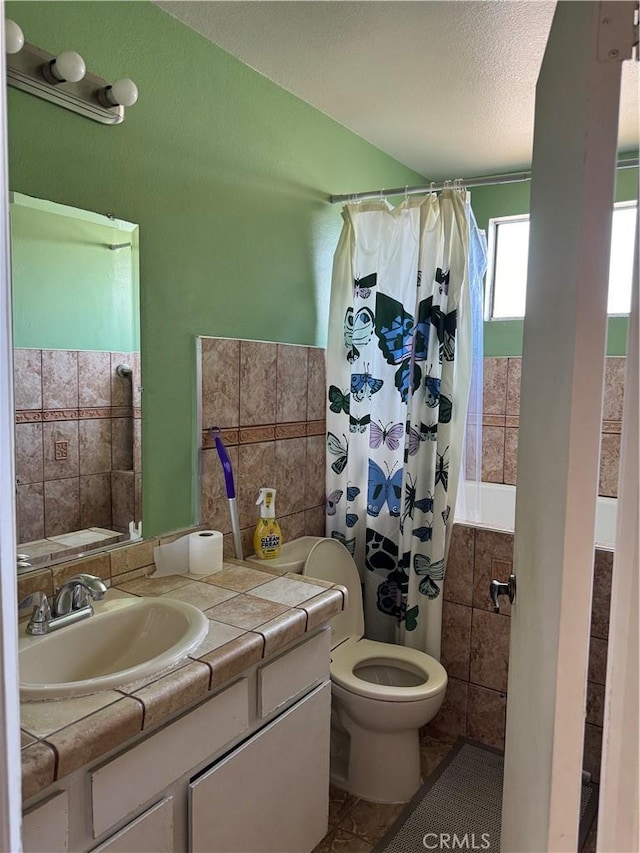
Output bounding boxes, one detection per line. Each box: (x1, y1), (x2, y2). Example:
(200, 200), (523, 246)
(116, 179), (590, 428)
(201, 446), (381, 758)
(17, 406), (139, 424)
(202, 421), (324, 449)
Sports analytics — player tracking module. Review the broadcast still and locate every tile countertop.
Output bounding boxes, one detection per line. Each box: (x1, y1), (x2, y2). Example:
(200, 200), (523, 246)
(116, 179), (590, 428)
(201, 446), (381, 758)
(20, 558), (346, 802)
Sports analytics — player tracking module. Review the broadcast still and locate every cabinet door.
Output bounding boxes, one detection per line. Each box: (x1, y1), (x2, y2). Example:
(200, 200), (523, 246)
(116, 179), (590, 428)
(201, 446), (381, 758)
(190, 682), (330, 853)
(91, 798), (173, 853)
(23, 791), (69, 853)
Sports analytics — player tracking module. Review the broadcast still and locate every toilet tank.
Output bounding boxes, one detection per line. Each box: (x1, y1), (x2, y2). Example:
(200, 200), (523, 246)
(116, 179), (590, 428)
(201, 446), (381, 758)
(246, 536), (324, 574)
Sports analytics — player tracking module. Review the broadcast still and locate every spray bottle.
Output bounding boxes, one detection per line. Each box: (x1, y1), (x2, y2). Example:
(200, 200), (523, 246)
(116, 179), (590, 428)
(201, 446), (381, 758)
(253, 487), (283, 559)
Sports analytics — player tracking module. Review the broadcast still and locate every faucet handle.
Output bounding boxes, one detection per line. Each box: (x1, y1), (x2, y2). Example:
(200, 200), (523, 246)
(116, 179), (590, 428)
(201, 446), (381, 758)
(53, 573), (107, 616)
(18, 591), (51, 634)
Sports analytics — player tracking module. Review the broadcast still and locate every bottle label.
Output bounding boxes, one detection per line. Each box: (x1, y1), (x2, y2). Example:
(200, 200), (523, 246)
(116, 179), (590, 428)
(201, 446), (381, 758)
(260, 534), (280, 551)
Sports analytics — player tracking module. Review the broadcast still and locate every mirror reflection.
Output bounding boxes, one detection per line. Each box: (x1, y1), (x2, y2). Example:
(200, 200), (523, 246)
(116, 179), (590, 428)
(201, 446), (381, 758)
(11, 193), (141, 571)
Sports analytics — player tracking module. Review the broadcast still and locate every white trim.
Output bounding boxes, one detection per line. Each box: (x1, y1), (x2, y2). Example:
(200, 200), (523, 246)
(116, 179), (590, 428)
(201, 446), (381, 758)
(486, 201), (638, 321)
(0, 8), (24, 850)
(596, 185), (639, 852)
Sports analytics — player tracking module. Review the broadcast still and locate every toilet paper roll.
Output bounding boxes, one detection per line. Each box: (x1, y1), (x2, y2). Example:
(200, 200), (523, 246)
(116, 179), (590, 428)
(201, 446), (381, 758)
(189, 530), (223, 575)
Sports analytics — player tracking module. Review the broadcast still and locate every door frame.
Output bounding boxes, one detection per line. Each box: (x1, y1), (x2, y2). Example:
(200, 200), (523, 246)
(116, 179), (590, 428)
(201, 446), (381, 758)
(0, 6), (24, 850)
(501, 2), (637, 850)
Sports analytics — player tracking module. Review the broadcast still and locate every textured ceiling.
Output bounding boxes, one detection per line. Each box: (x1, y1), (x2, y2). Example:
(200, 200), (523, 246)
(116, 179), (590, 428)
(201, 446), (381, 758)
(156, 0), (639, 180)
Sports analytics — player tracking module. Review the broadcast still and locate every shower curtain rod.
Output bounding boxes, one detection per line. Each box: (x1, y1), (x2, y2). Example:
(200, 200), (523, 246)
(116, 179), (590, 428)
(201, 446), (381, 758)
(328, 157), (639, 204)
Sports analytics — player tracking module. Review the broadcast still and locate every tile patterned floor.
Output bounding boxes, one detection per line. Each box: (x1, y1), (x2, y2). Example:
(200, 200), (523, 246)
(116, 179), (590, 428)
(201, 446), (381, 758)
(314, 730), (458, 852)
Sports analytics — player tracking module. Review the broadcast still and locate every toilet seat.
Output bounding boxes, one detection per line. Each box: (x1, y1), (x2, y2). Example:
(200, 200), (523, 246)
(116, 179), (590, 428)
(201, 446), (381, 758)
(331, 637), (447, 702)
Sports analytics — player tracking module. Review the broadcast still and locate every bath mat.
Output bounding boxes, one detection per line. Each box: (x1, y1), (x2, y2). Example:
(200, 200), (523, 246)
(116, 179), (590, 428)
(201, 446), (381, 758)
(372, 739), (598, 853)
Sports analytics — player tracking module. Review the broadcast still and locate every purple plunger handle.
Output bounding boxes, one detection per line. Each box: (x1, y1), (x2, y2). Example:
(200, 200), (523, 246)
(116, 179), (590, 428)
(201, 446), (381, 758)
(211, 430), (236, 499)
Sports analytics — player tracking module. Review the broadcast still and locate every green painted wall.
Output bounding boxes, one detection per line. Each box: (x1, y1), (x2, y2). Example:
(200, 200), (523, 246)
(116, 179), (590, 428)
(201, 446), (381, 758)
(473, 163), (638, 356)
(7, 1), (424, 535)
(11, 194), (139, 351)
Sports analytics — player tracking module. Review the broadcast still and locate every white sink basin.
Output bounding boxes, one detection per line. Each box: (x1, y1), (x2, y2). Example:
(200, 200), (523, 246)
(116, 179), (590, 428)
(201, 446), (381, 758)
(19, 596), (209, 700)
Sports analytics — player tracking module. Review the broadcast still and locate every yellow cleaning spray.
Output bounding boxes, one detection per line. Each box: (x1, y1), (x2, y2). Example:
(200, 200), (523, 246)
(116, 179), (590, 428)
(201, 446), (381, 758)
(253, 487), (283, 559)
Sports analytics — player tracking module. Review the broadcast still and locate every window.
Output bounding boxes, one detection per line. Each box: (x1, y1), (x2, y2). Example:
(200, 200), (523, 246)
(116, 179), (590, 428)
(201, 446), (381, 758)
(487, 203), (638, 319)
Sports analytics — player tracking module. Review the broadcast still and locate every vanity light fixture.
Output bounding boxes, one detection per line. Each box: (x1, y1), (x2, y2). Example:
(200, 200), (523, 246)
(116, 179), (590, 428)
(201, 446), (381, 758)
(4, 19), (138, 125)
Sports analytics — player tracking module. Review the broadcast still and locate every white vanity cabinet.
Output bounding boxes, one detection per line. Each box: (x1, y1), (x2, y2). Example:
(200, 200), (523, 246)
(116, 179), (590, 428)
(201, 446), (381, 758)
(22, 628), (332, 853)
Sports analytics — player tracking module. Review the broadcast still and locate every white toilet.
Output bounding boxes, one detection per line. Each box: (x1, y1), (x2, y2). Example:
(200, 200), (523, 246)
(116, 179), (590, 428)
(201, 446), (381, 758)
(251, 536), (448, 803)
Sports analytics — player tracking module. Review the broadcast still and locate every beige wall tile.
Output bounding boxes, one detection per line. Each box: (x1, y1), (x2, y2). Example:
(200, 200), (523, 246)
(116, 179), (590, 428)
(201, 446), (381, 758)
(304, 506), (326, 537)
(467, 684), (506, 750)
(503, 427), (518, 485)
(42, 350), (78, 410)
(307, 347), (326, 422)
(505, 357), (521, 416)
(470, 609), (510, 692)
(47, 697), (143, 779)
(78, 351), (111, 408)
(44, 477), (80, 537)
(305, 434), (326, 508)
(237, 441), (277, 530)
(111, 470), (135, 530)
(80, 474), (113, 529)
(43, 421), (79, 481)
(276, 344), (308, 423)
(111, 417), (134, 470)
(17, 483), (45, 543)
(15, 422), (43, 485)
(472, 529), (514, 612)
(110, 538), (157, 577)
(133, 661), (211, 730)
(133, 418), (142, 473)
(239, 340), (277, 426)
(440, 601), (472, 682)
(110, 352), (134, 407)
(79, 419), (112, 475)
(598, 433), (620, 497)
(481, 426), (505, 482)
(443, 524), (474, 607)
(18, 569), (54, 604)
(203, 632), (265, 690)
(482, 358), (508, 415)
(602, 357), (625, 421)
(426, 677), (468, 738)
(22, 741), (56, 800)
(275, 438), (306, 517)
(590, 548), (612, 640)
(202, 337), (240, 429)
(52, 553), (110, 588)
(201, 444), (239, 534)
(135, 472), (142, 522)
(14, 349), (42, 410)
(279, 511), (306, 543)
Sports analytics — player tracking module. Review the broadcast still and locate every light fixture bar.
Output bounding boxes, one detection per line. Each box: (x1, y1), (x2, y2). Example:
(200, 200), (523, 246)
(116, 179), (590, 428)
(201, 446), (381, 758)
(7, 41), (124, 125)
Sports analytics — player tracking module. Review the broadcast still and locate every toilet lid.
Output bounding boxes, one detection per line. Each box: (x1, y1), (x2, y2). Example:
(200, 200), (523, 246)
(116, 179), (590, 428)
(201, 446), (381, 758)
(331, 637), (448, 701)
(303, 538), (364, 647)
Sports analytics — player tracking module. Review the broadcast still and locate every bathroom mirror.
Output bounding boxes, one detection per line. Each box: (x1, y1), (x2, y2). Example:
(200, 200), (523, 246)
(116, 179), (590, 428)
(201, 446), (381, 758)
(11, 193), (141, 572)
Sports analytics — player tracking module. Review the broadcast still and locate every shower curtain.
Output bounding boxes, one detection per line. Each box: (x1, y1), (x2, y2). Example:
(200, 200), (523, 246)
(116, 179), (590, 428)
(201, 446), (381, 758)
(325, 189), (485, 658)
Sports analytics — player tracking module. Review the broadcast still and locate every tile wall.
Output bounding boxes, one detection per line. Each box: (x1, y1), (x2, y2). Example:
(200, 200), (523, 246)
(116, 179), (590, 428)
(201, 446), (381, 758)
(14, 349), (142, 546)
(199, 338), (326, 558)
(480, 356), (625, 496)
(429, 523), (611, 781)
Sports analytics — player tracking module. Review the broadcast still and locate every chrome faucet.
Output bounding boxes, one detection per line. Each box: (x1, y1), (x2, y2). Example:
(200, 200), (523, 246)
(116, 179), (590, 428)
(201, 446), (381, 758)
(19, 574), (108, 635)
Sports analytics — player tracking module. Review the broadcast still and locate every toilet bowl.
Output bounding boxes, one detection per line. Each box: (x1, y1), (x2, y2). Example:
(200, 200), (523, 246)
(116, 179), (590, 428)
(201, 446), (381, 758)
(253, 536), (447, 803)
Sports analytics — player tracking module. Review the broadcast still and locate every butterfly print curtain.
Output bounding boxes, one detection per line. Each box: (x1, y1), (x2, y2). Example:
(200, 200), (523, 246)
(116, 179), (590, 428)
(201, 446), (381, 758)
(326, 190), (481, 658)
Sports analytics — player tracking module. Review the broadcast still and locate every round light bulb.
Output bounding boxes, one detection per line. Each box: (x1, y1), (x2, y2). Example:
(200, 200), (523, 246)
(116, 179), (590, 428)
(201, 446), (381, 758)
(5, 19), (25, 54)
(107, 78), (138, 108)
(51, 50), (86, 83)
